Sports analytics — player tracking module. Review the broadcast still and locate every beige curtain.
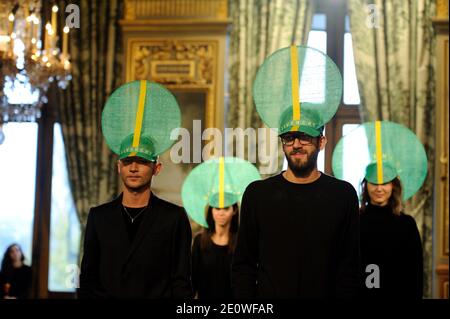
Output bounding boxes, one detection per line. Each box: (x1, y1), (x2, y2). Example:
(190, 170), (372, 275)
(348, 0), (436, 297)
(55, 0), (124, 236)
(227, 0), (313, 174)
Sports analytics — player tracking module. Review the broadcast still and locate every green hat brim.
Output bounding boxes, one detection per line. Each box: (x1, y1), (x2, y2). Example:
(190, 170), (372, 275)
(364, 162), (398, 185)
(278, 122), (321, 137)
(118, 134), (158, 162)
(278, 103), (325, 136)
(208, 192), (239, 209)
(118, 153), (158, 162)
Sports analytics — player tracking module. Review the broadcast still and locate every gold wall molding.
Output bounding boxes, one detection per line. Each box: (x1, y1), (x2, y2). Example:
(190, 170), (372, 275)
(444, 281), (449, 299)
(436, 265), (449, 299)
(437, 0), (449, 19)
(433, 15), (449, 299)
(125, 39), (220, 130)
(124, 0), (227, 20)
(441, 38), (449, 258)
(130, 40), (216, 86)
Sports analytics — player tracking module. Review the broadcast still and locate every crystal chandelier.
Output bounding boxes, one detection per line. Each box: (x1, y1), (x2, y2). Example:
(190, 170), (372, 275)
(0, 0), (71, 144)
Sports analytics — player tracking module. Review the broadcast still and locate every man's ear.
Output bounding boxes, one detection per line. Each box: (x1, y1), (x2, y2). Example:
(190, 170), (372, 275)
(319, 135), (327, 151)
(153, 162), (162, 176)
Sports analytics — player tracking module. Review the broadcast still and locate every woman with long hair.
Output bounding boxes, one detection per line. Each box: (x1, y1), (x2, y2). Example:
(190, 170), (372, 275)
(191, 203), (239, 299)
(332, 121), (427, 299)
(359, 175), (423, 298)
(182, 157), (260, 299)
(0, 243), (32, 299)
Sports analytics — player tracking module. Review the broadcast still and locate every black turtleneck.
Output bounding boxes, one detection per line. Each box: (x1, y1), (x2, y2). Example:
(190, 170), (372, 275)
(360, 203), (423, 299)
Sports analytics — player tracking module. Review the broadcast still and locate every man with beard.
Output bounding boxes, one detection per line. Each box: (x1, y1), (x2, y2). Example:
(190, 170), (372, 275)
(78, 81), (192, 298)
(231, 45), (360, 298)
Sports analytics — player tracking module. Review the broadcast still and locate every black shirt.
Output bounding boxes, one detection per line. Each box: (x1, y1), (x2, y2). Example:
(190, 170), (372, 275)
(121, 206), (147, 243)
(360, 203), (423, 299)
(232, 172), (360, 298)
(0, 265), (32, 299)
(192, 233), (233, 299)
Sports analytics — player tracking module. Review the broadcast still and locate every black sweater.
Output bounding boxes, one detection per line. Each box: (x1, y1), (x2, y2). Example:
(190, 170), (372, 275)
(360, 203), (423, 299)
(191, 233), (233, 299)
(231, 172), (360, 299)
(0, 265), (32, 299)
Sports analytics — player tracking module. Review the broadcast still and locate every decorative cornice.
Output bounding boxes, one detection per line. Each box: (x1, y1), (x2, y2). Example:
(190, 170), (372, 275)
(123, 0), (228, 21)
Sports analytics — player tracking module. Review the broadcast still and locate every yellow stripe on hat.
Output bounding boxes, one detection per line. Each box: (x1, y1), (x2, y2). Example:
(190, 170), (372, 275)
(218, 157), (225, 208)
(130, 80), (147, 156)
(290, 45), (300, 132)
(375, 121), (384, 184)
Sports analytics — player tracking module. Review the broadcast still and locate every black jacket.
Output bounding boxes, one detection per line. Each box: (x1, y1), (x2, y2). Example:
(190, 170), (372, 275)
(78, 193), (193, 299)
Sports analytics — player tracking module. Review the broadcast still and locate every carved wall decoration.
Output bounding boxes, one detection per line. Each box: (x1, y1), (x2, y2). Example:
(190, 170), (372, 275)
(131, 41), (215, 86)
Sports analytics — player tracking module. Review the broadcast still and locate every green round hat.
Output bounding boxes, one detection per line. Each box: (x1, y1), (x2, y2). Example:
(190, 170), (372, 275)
(101, 80), (181, 161)
(181, 157), (261, 228)
(332, 121), (428, 200)
(253, 45), (342, 136)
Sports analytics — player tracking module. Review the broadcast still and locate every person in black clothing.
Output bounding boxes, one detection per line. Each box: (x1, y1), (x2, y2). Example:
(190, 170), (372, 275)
(78, 80), (192, 298)
(79, 156), (193, 299)
(0, 243), (32, 299)
(359, 177), (423, 299)
(232, 127), (360, 298)
(232, 45), (359, 299)
(331, 121), (428, 299)
(191, 203), (239, 299)
(182, 157), (261, 299)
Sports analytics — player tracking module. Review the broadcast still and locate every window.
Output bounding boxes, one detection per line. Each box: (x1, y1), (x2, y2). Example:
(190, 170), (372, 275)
(343, 16), (361, 105)
(0, 123), (38, 265)
(0, 35), (41, 272)
(340, 123), (368, 196)
(48, 123), (80, 292)
(313, 0), (362, 175)
(307, 13), (327, 54)
(1, 81), (79, 297)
